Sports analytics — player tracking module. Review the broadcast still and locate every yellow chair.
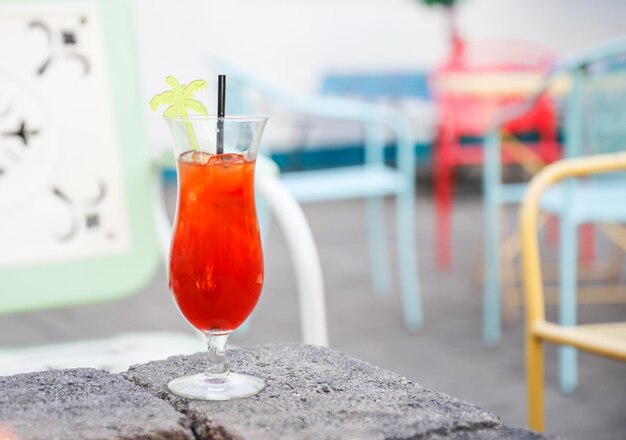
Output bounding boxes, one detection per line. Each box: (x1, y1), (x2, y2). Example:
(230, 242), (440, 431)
(520, 152), (626, 432)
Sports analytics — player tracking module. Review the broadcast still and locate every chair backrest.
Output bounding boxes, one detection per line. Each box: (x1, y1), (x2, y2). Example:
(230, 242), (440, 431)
(0, 0), (160, 314)
(521, 152), (626, 325)
(431, 39), (558, 139)
(320, 71), (430, 101)
(561, 44), (626, 158)
(445, 39), (556, 71)
(209, 58), (416, 175)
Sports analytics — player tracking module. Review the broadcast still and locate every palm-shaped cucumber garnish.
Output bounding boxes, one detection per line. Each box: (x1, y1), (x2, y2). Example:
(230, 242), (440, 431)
(150, 76), (208, 117)
(150, 76), (209, 151)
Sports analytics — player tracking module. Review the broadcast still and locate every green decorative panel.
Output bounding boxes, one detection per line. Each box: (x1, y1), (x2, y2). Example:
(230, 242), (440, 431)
(0, 0), (160, 314)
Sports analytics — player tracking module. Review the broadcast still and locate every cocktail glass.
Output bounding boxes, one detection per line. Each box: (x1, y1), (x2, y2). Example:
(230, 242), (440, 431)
(165, 115), (268, 400)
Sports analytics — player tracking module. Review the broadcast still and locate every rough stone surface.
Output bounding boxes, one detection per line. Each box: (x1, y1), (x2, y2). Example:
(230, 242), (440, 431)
(0, 368), (193, 440)
(0, 345), (557, 440)
(123, 343), (552, 440)
(429, 426), (560, 440)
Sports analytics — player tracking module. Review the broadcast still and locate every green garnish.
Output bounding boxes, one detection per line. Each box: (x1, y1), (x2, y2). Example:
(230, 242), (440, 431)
(150, 76), (209, 151)
(150, 76), (209, 117)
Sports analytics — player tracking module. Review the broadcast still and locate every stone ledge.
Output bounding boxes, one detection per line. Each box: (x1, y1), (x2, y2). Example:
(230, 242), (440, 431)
(0, 344), (557, 440)
(0, 368), (193, 440)
(123, 343), (555, 440)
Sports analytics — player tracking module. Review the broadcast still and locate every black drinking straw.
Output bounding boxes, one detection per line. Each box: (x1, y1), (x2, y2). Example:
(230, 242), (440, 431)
(217, 75), (226, 155)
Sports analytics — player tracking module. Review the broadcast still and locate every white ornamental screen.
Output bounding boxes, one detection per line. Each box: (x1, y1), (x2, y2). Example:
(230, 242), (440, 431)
(0, 2), (130, 268)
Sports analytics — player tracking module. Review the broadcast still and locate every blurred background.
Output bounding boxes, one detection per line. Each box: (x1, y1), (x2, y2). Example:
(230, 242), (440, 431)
(2, 1), (626, 439)
(135, 0), (626, 155)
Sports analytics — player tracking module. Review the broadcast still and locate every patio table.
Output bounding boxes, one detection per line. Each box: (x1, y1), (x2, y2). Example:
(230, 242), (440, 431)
(0, 343), (556, 439)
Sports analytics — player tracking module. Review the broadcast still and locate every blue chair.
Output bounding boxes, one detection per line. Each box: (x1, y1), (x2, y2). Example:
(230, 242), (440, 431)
(320, 71), (431, 101)
(483, 37), (626, 392)
(213, 60), (423, 331)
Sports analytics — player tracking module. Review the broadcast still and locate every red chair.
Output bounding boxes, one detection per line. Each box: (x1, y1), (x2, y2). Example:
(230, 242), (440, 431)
(430, 39), (561, 269)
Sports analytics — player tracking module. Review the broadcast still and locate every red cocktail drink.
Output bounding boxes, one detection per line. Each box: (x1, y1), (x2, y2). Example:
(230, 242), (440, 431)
(169, 151), (263, 332)
(164, 114), (268, 400)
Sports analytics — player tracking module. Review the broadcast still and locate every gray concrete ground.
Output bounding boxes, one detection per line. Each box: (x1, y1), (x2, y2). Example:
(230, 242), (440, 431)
(1, 185), (625, 439)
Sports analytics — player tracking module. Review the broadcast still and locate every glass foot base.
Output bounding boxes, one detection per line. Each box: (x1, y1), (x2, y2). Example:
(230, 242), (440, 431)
(167, 372), (265, 400)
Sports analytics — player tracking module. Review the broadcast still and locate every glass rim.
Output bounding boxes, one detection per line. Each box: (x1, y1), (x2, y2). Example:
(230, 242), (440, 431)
(164, 115), (268, 123)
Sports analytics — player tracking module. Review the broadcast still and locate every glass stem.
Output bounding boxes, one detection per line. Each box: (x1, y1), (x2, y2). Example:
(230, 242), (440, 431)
(205, 332), (230, 379)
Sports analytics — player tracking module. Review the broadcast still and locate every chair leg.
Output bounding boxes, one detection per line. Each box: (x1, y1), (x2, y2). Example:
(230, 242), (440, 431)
(579, 223), (595, 264)
(527, 332), (545, 432)
(434, 154), (453, 270)
(483, 131), (502, 346)
(559, 217), (579, 394)
(483, 202), (502, 345)
(396, 189), (423, 331)
(366, 196), (392, 298)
